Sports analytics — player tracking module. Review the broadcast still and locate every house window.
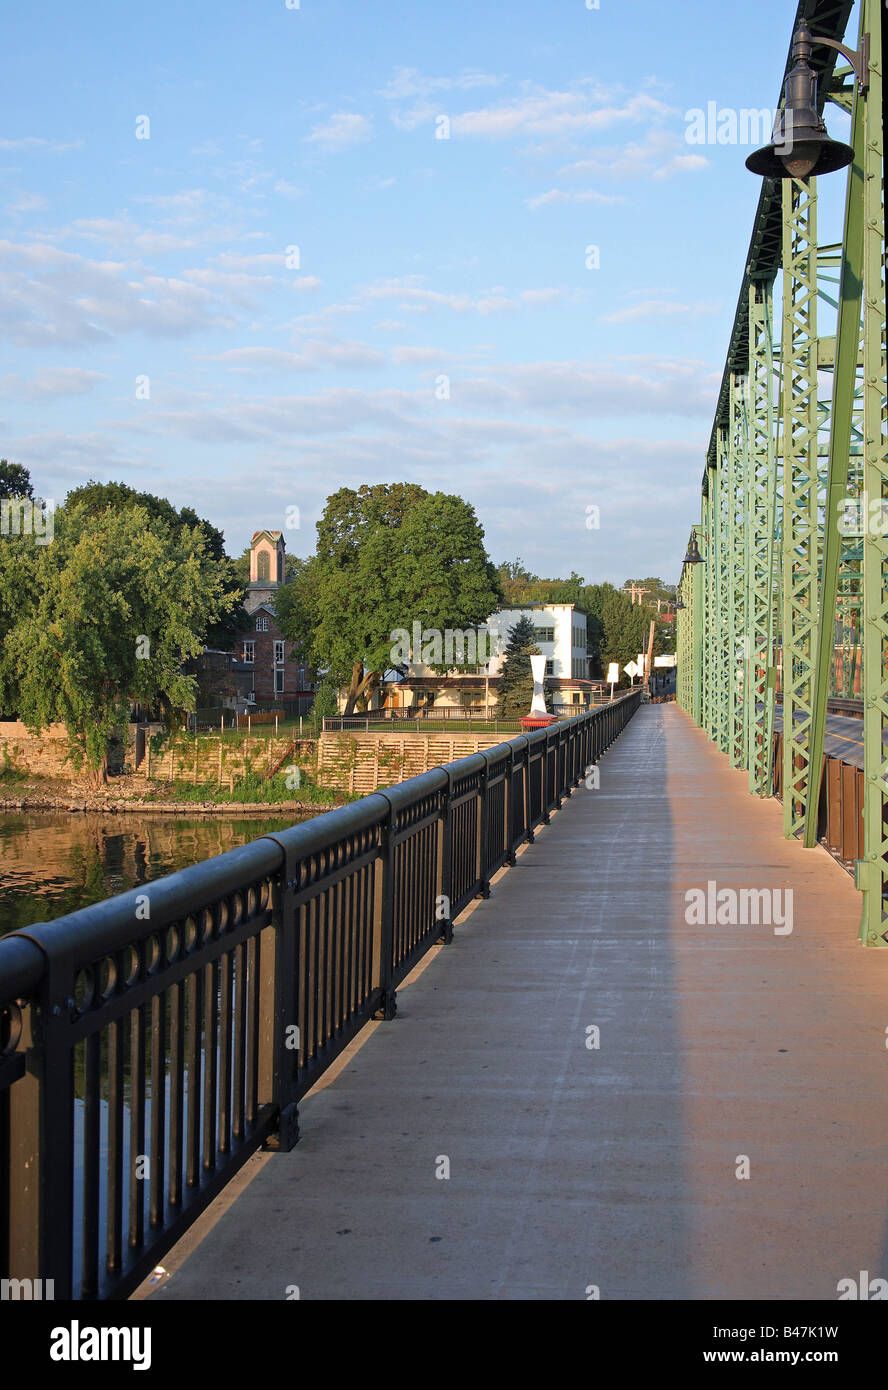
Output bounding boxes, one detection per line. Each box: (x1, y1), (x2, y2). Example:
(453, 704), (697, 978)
(535, 626), (555, 643)
(243, 641), (254, 664)
(545, 659), (554, 677)
(573, 691), (581, 704)
(274, 640), (285, 665)
(256, 615), (269, 632)
(275, 669), (284, 694)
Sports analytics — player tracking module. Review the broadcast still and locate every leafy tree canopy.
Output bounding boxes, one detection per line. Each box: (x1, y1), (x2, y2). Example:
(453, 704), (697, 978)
(0, 495), (240, 777)
(277, 483), (502, 714)
(497, 615), (546, 717)
(0, 460), (33, 500)
(621, 576), (677, 606)
(64, 480), (250, 648)
(581, 583), (665, 681)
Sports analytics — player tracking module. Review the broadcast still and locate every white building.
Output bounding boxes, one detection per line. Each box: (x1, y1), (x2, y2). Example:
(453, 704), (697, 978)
(483, 605), (587, 682)
(372, 603), (595, 713)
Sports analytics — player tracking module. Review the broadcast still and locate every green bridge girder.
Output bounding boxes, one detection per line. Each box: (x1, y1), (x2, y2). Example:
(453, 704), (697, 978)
(676, 0), (887, 946)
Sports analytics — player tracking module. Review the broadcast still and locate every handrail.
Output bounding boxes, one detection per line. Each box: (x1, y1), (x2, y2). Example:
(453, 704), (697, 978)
(0, 691), (641, 1299)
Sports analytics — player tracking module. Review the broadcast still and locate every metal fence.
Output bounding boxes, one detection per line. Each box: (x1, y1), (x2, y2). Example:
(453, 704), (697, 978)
(0, 691), (641, 1300)
(322, 703), (605, 733)
(323, 713), (523, 733)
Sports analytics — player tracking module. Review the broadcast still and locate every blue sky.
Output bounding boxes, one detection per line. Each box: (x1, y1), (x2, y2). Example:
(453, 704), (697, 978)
(0, 0), (852, 583)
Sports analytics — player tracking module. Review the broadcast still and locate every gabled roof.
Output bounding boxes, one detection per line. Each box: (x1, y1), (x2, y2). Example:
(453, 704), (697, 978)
(251, 529), (284, 544)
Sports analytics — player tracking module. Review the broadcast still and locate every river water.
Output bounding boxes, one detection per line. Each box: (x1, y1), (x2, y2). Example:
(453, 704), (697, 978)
(0, 810), (315, 934)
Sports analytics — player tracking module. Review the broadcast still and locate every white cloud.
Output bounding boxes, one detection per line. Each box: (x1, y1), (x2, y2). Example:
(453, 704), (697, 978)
(558, 128), (710, 181)
(304, 113), (372, 150)
(380, 68), (502, 100)
(6, 192), (48, 215)
(525, 188), (624, 210)
(449, 89), (673, 140)
(0, 238), (232, 345)
(273, 180), (305, 198)
(390, 346), (452, 365)
(0, 136), (83, 152)
(653, 153), (709, 178)
(0, 367), (107, 399)
(203, 338), (385, 373)
(601, 298), (721, 324)
(362, 277), (578, 316)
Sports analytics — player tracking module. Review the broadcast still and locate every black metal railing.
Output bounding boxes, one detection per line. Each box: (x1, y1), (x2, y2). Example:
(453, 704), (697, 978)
(0, 691), (641, 1300)
(322, 712), (523, 732)
(322, 702), (606, 733)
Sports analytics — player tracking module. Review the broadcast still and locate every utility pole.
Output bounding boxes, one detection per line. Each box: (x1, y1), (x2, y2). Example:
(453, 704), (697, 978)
(624, 582), (651, 606)
(644, 619), (656, 694)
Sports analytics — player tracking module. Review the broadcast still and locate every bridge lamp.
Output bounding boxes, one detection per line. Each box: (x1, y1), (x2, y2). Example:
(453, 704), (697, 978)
(683, 537), (703, 565)
(746, 18), (866, 179)
(674, 599), (686, 611)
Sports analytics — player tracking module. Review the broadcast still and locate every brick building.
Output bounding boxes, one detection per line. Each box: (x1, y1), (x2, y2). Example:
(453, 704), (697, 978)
(233, 529), (314, 709)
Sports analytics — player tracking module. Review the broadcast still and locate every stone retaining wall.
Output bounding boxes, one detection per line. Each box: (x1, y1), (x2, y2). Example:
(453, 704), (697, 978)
(0, 721), (75, 778)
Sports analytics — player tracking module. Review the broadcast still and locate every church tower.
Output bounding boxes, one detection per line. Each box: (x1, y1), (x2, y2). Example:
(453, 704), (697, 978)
(246, 529), (285, 614)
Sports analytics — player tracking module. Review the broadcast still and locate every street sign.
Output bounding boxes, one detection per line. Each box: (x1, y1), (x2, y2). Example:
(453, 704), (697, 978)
(623, 661), (639, 679)
(606, 662), (620, 684)
(654, 654), (677, 668)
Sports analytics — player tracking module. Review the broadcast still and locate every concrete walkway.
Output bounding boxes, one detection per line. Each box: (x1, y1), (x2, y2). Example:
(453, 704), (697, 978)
(149, 705), (888, 1300)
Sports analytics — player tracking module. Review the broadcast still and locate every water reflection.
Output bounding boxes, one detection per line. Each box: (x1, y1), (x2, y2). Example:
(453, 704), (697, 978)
(0, 811), (312, 933)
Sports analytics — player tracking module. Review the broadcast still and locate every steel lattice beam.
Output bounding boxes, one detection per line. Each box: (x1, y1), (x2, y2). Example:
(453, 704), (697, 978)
(857, 0), (888, 945)
(780, 175), (820, 839)
(675, 0), (885, 944)
(746, 281), (779, 795)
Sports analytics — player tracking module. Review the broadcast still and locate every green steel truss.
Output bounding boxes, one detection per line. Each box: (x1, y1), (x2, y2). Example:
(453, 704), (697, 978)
(780, 175), (820, 839)
(858, 2), (887, 944)
(728, 374), (749, 769)
(746, 281), (779, 796)
(714, 425), (731, 756)
(675, 0), (887, 945)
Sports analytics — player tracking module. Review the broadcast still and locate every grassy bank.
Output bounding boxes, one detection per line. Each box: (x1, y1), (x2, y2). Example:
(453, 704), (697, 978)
(140, 768), (351, 806)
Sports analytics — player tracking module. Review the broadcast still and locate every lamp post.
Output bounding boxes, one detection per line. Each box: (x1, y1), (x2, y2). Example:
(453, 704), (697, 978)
(746, 19), (861, 179)
(683, 536), (704, 566)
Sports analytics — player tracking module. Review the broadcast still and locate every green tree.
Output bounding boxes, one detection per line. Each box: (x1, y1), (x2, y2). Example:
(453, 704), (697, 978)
(0, 497), (239, 780)
(64, 480), (249, 648)
(310, 678), (340, 731)
(581, 583), (659, 682)
(497, 615), (546, 717)
(496, 563), (585, 609)
(621, 576), (677, 608)
(0, 460), (33, 499)
(278, 483), (503, 715)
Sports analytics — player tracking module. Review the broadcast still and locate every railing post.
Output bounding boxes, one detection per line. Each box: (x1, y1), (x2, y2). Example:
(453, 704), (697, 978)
(477, 752), (491, 899)
(542, 730), (552, 823)
(439, 770), (455, 942)
(561, 724), (571, 799)
(8, 942), (76, 1298)
(524, 738), (535, 843)
(374, 796), (398, 1019)
(258, 836), (300, 1152)
(505, 744), (518, 865)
